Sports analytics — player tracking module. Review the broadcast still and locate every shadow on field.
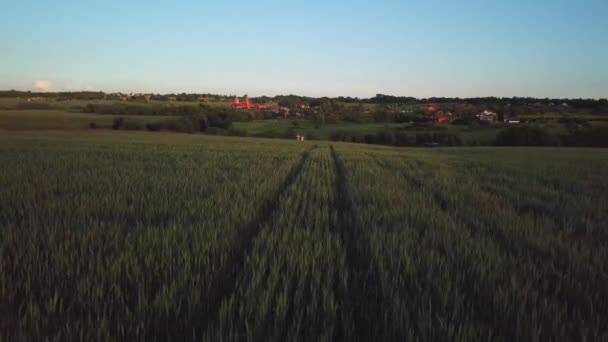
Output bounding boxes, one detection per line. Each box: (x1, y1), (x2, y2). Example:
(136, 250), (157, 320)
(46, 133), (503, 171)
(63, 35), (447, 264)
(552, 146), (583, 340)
(330, 145), (383, 341)
(196, 146), (315, 335)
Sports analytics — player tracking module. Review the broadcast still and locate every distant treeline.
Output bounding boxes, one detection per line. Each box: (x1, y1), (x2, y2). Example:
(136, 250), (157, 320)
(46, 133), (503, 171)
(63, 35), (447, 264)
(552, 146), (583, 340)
(2, 90), (606, 109)
(0, 90), (234, 102)
(83, 103), (200, 116)
(327, 124), (608, 148)
(107, 112), (236, 134)
(82, 103), (258, 121)
(359, 94), (608, 109)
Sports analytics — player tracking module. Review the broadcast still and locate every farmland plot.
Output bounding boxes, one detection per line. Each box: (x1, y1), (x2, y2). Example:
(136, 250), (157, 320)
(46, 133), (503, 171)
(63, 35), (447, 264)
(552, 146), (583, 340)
(209, 146), (351, 341)
(334, 145), (608, 341)
(0, 133), (308, 340)
(1, 131), (607, 341)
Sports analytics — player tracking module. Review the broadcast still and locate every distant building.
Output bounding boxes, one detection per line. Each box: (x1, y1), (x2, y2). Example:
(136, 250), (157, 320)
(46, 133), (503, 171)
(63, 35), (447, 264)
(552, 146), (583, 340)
(274, 106), (290, 118)
(426, 105), (450, 123)
(477, 110), (497, 124)
(432, 110), (451, 124)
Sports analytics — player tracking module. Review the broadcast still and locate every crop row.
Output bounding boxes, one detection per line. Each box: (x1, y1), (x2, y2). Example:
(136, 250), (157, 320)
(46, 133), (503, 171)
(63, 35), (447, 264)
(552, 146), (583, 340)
(334, 145), (608, 340)
(1, 133), (607, 340)
(207, 146), (351, 341)
(0, 138), (308, 340)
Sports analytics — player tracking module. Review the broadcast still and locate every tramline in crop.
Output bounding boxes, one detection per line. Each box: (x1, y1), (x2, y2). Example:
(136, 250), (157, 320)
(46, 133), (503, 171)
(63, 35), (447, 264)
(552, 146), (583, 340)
(1, 132), (607, 340)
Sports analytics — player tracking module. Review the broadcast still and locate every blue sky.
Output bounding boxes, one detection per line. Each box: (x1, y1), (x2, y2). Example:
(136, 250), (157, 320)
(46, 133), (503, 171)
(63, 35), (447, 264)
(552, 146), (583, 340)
(1, 0), (607, 98)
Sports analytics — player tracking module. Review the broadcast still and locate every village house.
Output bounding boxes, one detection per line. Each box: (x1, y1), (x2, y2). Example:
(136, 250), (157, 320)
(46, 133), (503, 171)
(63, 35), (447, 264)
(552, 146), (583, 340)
(426, 105), (451, 124)
(272, 106), (291, 119)
(477, 110), (498, 124)
(432, 110), (451, 124)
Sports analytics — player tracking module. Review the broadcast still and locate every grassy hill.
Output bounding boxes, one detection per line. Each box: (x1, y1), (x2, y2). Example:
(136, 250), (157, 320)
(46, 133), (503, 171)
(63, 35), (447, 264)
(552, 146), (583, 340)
(0, 110), (171, 130)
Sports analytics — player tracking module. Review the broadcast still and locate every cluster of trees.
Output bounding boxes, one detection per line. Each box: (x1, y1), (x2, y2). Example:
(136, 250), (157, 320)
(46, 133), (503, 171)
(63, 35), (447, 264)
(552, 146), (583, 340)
(496, 124), (608, 147)
(329, 128), (464, 147)
(109, 111), (238, 135)
(83, 103), (199, 116)
(326, 121), (608, 148)
(495, 126), (560, 146)
(275, 95), (313, 108)
(363, 94), (418, 104)
(562, 127), (608, 147)
(82, 103), (261, 121)
(361, 94), (608, 109)
(147, 93), (235, 102)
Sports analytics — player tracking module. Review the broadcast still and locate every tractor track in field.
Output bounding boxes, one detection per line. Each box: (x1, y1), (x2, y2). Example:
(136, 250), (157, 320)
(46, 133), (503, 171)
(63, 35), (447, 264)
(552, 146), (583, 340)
(198, 146), (315, 335)
(369, 154), (608, 340)
(330, 145), (382, 341)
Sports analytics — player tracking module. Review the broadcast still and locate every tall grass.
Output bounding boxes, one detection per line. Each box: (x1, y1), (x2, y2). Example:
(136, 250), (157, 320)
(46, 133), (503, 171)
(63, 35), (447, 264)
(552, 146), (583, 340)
(209, 146), (351, 341)
(334, 144), (608, 340)
(0, 134), (307, 340)
(1, 131), (607, 340)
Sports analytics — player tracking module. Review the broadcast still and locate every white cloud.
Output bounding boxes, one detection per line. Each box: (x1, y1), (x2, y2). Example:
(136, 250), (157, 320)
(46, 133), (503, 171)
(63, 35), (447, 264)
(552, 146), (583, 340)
(33, 80), (53, 92)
